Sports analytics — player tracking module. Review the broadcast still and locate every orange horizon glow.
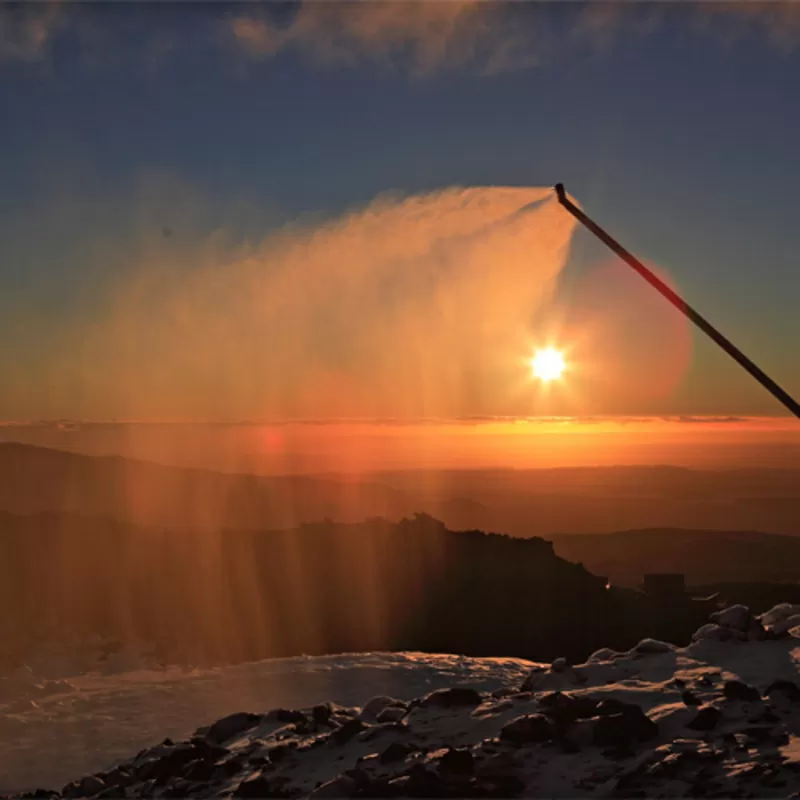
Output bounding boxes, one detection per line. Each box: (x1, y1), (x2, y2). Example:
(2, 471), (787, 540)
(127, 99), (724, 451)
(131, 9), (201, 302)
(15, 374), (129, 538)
(1, 416), (798, 475)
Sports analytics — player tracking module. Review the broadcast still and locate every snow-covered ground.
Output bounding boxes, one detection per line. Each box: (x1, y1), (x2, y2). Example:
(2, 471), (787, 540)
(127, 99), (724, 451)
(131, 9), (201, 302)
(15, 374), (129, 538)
(3, 604), (800, 798)
(0, 647), (533, 794)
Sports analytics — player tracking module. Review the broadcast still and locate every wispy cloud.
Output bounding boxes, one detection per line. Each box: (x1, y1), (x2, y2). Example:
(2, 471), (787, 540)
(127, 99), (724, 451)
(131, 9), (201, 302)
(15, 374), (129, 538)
(0, 2), (62, 62)
(5, 2), (800, 72)
(229, 1), (542, 75)
(227, 1), (800, 74)
(695, 1), (800, 52)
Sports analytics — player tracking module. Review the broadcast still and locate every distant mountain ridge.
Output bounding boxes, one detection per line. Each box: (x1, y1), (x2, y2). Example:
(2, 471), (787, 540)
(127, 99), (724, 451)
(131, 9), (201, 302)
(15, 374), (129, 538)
(0, 442), (410, 531)
(550, 527), (800, 587)
(1, 441), (798, 537)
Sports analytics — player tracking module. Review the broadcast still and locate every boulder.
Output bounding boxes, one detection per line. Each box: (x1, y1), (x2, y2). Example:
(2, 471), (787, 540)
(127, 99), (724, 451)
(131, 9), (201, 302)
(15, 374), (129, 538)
(438, 747), (475, 776)
(234, 775), (277, 798)
(681, 690), (702, 707)
(376, 706), (406, 724)
(538, 692), (599, 728)
(630, 638), (676, 656)
(329, 718), (367, 745)
(361, 696), (404, 720)
(500, 714), (555, 745)
(312, 704), (334, 725)
(764, 680), (800, 703)
(77, 777), (105, 798)
(711, 605), (751, 632)
(591, 707), (658, 748)
(405, 764), (446, 797)
(723, 681), (761, 703)
(379, 741), (417, 764)
(418, 687), (483, 709)
(587, 648), (622, 664)
(759, 603), (800, 629)
(686, 706), (721, 732)
(205, 712), (262, 744)
(771, 614), (800, 637)
(265, 708), (307, 725)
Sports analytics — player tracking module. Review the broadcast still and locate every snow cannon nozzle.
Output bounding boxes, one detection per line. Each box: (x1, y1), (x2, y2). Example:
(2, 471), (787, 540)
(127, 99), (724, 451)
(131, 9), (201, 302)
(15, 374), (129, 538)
(554, 183), (567, 204)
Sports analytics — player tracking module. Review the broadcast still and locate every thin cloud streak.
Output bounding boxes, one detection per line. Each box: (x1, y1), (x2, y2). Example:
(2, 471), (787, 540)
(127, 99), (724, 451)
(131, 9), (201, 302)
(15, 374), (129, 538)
(4, 2), (800, 71)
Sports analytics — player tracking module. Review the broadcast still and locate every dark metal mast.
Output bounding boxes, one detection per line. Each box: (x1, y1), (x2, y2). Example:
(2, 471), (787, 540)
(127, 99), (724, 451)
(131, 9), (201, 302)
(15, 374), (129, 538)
(554, 183), (800, 420)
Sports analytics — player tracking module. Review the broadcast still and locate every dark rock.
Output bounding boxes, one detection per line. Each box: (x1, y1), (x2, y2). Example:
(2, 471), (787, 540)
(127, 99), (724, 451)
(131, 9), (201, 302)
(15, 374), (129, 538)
(539, 691), (599, 722)
(206, 711), (262, 744)
(235, 775), (287, 798)
(475, 751), (519, 777)
(137, 741), (227, 783)
(184, 759), (217, 782)
(311, 776), (356, 798)
(359, 721), (409, 742)
(101, 767), (133, 789)
(519, 668), (545, 692)
(500, 714), (555, 745)
(161, 779), (195, 799)
(313, 704), (333, 725)
(265, 708), (307, 725)
(592, 706), (658, 749)
(682, 690), (702, 706)
(380, 741), (417, 764)
(595, 698), (638, 718)
(764, 680), (800, 703)
(687, 706), (722, 732)
(419, 687), (483, 709)
(216, 758), (246, 778)
(405, 764), (446, 798)
(438, 748), (475, 776)
(476, 774), (526, 797)
(752, 708), (781, 724)
(743, 725), (781, 743)
(188, 738), (229, 761)
(329, 718), (367, 745)
(268, 744), (296, 762)
(376, 706), (406, 724)
(723, 681), (761, 703)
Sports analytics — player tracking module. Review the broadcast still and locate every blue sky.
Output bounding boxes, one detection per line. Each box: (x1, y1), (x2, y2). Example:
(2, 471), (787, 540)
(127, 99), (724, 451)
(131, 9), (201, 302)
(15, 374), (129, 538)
(1, 2), (799, 420)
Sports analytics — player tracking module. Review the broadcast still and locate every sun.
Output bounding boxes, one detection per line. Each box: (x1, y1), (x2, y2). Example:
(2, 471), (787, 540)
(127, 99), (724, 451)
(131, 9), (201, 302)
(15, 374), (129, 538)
(531, 347), (566, 382)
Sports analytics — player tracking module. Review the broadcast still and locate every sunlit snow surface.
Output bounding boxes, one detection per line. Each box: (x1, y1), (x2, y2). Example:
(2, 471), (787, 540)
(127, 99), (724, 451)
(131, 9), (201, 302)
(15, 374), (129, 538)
(3, 605), (800, 797)
(0, 649), (534, 793)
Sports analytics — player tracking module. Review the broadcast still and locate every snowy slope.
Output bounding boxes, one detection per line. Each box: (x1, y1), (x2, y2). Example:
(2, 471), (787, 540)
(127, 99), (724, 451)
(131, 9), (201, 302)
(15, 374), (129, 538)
(4, 604), (800, 798)
(0, 649), (533, 794)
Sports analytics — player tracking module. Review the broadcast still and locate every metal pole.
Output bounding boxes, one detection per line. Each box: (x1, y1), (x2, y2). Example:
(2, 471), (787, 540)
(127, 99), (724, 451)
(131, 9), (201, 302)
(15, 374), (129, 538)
(554, 183), (800, 420)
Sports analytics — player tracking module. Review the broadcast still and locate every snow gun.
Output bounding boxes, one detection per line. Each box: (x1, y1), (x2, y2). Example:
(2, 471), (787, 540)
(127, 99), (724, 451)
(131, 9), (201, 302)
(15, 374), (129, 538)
(554, 183), (800, 420)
